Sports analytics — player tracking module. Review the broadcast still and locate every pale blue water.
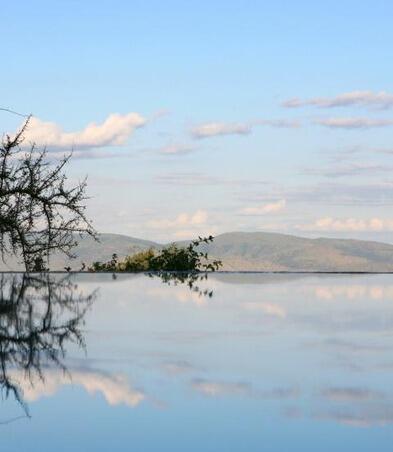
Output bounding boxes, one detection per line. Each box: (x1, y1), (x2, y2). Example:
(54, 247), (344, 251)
(1, 272), (393, 451)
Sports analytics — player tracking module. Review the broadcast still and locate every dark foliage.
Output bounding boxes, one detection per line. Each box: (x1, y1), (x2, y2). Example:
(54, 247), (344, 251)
(150, 271), (214, 298)
(88, 236), (222, 272)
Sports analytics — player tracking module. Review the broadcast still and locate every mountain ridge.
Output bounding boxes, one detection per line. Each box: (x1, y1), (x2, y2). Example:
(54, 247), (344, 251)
(1, 231), (393, 272)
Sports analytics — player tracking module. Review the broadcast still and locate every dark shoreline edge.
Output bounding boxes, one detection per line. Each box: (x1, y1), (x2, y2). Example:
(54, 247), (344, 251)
(1, 271), (393, 275)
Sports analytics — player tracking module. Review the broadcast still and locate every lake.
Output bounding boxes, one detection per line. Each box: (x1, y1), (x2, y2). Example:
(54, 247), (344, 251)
(1, 272), (393, 451)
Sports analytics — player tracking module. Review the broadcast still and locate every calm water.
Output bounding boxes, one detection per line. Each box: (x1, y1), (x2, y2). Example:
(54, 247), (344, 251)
(1, 272), (393, 451)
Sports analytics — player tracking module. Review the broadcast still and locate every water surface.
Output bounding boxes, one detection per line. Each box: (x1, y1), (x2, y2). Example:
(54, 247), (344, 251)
(1, 272), (393, 451)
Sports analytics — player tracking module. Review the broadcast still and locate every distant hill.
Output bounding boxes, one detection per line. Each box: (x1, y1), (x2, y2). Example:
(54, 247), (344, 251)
(197, 232), (393, 272)
(0, 234), (160, 271)
(2, 231), (393, 272)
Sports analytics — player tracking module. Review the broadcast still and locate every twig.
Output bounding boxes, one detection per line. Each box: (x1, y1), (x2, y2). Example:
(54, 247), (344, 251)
(0, 107), (30, 118)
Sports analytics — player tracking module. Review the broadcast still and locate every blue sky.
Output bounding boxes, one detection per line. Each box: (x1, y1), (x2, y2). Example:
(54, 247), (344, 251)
(2, 1), (393, 242)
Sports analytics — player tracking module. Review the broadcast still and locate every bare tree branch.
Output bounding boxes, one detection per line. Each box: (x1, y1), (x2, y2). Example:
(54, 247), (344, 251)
(0, 117), (97, 271)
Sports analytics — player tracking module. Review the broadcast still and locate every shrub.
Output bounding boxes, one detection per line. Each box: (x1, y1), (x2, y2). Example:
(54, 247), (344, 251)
(119, 249), (156, 271)
(87, 236), (222, 272)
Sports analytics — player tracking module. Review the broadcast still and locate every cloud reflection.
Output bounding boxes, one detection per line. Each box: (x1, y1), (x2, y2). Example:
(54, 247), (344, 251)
(10, 368), (145, 408)
(314, 405), (393, 427)
(191, 378), (299, 400)
(321, 387), (383, 402)
(313, 285), (393, 300)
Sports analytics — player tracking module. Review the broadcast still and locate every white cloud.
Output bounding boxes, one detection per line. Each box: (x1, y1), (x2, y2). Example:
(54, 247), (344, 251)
(172, 227), (218, 240)
(191, 122), (251, 139)
(190, 119), (299, 139)
(241, 199), (286, 215)
(255, 119), (300, 128)
(154, 172), (268, 187)
(157, 144), (196, 155)
(154, 172), (224, 186)
(19, 112), (146, 150)
(162, 360), (194, 375)
(283, 91), (393, 110)
(297, 217), (393, 232)
(146, 210), (218, 241)
(271, 181), (393, 207)
(147, 210), (208, 229)
(315, 117), (393, 129)
(303, 163), (393, 178)
(64, 150), (134, 160)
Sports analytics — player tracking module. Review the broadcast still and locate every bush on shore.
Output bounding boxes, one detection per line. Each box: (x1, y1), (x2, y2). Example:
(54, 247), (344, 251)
(87, 236), (222, 272)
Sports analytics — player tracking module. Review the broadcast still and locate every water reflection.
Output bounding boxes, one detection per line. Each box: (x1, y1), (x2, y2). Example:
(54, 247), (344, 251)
(2, 273), (393, 451)
(13, 368), (145, 407)
(0, 273), (95, 416)
(0, 272), (215, 417)
(149, 272), (214, 298)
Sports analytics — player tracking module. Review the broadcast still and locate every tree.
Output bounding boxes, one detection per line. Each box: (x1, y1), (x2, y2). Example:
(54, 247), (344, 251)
(149, 236), (222, 272)
(0, 117), (96, 272)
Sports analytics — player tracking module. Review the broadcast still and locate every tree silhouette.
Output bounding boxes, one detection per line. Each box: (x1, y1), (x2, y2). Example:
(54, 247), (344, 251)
(0, 117), (97, 272)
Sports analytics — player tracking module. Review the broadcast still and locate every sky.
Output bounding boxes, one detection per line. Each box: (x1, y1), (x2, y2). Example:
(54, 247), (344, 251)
(2, 0), (393, 243)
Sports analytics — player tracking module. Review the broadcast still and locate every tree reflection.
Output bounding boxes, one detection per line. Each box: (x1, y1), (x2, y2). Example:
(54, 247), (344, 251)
(0, 272), (212, 419)
(0, 273), (95, 417)
(149, 272), (214, 298)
